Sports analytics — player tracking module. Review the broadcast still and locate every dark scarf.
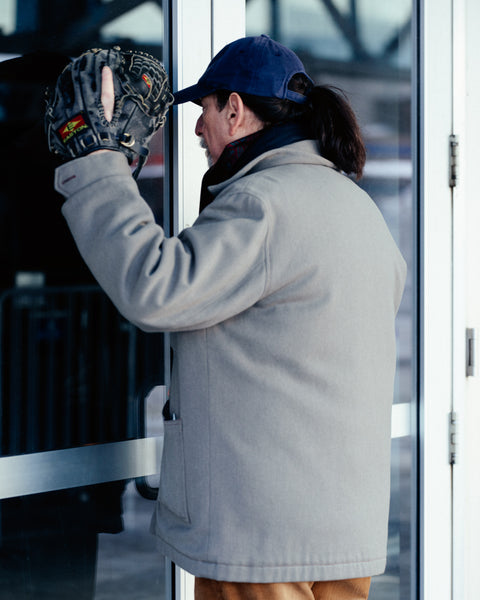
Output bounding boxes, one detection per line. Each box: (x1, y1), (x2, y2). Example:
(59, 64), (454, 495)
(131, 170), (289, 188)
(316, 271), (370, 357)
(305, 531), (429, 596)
(199, 119), (311, 213)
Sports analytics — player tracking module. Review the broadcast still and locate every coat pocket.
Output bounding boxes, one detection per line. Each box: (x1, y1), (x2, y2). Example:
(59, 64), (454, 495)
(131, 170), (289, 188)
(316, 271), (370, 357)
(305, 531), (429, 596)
(158, 419), (190, 523)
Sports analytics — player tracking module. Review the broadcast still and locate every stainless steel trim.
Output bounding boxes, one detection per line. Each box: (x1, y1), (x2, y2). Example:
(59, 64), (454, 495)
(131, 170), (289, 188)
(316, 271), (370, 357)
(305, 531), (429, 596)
(0, 436), (163, 500)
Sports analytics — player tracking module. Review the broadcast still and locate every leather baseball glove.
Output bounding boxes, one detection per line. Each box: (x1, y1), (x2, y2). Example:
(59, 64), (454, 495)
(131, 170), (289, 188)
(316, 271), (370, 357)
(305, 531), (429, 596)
(45, 46), (173, 178)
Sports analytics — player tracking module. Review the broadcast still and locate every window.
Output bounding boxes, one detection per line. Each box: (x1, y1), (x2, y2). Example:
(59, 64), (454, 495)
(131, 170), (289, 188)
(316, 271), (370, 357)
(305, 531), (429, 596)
(0, 2), (168, 598)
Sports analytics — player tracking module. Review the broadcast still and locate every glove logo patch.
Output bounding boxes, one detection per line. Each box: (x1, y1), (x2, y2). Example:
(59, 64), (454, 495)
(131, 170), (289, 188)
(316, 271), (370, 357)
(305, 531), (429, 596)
(142, 73), (152, 89)
(59, 113), (89, 143)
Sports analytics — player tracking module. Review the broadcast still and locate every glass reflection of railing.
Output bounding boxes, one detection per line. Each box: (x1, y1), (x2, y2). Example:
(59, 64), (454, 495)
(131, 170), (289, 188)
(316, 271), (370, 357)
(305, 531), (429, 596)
(0, 286), (164, 457)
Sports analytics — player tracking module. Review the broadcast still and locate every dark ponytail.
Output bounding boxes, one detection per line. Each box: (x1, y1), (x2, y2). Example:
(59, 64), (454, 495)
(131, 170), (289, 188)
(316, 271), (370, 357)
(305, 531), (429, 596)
(215, 74), (366, 180)
(306, 84), (366, 180)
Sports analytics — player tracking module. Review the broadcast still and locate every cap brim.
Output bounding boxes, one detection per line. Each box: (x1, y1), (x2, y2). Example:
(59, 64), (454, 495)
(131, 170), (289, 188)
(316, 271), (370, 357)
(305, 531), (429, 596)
(173, 83), (207, 105)
(174, 77), (225, 105)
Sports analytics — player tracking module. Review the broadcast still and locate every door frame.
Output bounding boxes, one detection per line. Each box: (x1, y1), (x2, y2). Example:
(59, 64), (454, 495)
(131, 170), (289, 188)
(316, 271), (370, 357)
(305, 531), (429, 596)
(166, 0), (245, 597)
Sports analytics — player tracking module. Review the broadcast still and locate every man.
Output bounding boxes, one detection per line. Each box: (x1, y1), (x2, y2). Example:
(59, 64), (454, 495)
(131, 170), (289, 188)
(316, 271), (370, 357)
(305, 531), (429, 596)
(53, 36), (406, 600)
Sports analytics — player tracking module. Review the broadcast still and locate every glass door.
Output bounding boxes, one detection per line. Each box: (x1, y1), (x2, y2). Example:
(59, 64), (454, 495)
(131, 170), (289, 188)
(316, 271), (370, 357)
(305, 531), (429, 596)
(0, 2), (169, 598)
(246, 1), (418, 598)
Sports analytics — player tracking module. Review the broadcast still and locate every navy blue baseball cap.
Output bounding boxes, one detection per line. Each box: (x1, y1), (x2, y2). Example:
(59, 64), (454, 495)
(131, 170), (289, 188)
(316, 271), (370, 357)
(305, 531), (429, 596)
(174, 34), (314, 105)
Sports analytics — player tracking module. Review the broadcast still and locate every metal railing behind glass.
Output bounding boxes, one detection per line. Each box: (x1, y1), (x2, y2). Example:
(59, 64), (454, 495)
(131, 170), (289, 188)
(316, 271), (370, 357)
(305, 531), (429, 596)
(0, 285), (165, 457)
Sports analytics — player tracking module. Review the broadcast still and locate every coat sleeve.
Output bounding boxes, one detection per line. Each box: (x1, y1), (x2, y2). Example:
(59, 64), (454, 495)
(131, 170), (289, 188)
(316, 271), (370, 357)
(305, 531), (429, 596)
(55, 152), (270, 332)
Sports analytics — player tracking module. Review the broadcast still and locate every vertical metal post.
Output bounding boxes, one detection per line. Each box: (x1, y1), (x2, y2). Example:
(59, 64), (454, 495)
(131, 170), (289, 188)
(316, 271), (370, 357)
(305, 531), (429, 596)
(270, 0), (280, 40)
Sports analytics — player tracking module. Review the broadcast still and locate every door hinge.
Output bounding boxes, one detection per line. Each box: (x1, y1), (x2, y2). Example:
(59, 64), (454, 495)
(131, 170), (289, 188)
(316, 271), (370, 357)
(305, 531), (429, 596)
(449, 134), (459, 188)
(466, 327), (477, 376)
(449, 411), (458, 465)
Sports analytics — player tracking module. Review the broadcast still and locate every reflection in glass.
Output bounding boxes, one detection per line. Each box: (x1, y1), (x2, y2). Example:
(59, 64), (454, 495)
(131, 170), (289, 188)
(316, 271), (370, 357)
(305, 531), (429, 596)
(95, 482), (165, 600)
(0, 2), (168, 456)
(0, 2), (167, 598)
(0, 483), (125, 600)
(246, 1), (416, 598)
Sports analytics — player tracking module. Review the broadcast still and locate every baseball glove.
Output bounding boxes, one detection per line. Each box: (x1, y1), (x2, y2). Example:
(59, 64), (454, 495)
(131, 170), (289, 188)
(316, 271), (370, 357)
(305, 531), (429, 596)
(45, 46), (174, 178)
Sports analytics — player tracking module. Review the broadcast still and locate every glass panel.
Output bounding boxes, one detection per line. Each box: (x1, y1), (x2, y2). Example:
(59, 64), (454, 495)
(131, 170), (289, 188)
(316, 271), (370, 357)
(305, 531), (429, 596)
(0, 1), (167, 598)
(0, 481), (166, 600)
(0, 1), (167, 455)
(246, 1), (417, 598)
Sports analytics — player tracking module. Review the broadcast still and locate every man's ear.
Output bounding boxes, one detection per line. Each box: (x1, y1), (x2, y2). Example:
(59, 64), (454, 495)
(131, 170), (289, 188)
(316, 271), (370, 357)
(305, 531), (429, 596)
(226, 92), (245, 135)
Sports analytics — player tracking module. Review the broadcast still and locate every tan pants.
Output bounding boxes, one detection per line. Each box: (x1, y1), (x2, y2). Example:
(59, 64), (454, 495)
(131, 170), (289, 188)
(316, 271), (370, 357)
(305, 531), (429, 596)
(195, 577), (371, 600)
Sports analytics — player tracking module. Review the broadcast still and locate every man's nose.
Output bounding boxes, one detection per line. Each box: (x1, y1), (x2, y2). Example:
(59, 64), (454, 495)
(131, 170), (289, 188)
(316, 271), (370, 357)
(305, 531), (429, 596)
(195, 115), (204, 137)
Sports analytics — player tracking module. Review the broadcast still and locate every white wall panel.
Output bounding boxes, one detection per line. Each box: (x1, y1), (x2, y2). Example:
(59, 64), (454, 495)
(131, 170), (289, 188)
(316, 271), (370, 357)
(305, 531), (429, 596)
(170, 0), (212, 232)
(459, 0), (480, 597)
(169, 3), (246, 599)
(420, 0), (454, 598)
(212, 0), (245, 54)
(170, 0), (245, 235)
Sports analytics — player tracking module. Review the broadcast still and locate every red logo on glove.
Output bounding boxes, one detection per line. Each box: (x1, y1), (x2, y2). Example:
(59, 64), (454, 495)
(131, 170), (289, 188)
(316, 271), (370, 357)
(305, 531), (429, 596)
(142, 73), (152, 89)
(59, 114), (89, 143)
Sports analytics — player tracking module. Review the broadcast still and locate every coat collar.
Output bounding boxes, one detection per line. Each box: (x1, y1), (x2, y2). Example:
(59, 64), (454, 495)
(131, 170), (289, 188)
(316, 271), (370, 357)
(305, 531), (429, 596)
(207, 140), (337, 198)
(199, 120), (312, 212)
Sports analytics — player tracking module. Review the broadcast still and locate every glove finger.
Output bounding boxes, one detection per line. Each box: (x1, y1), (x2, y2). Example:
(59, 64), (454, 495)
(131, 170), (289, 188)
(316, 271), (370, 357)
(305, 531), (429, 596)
(73, 50), (100, 97)
(74, 49), (119, 121)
